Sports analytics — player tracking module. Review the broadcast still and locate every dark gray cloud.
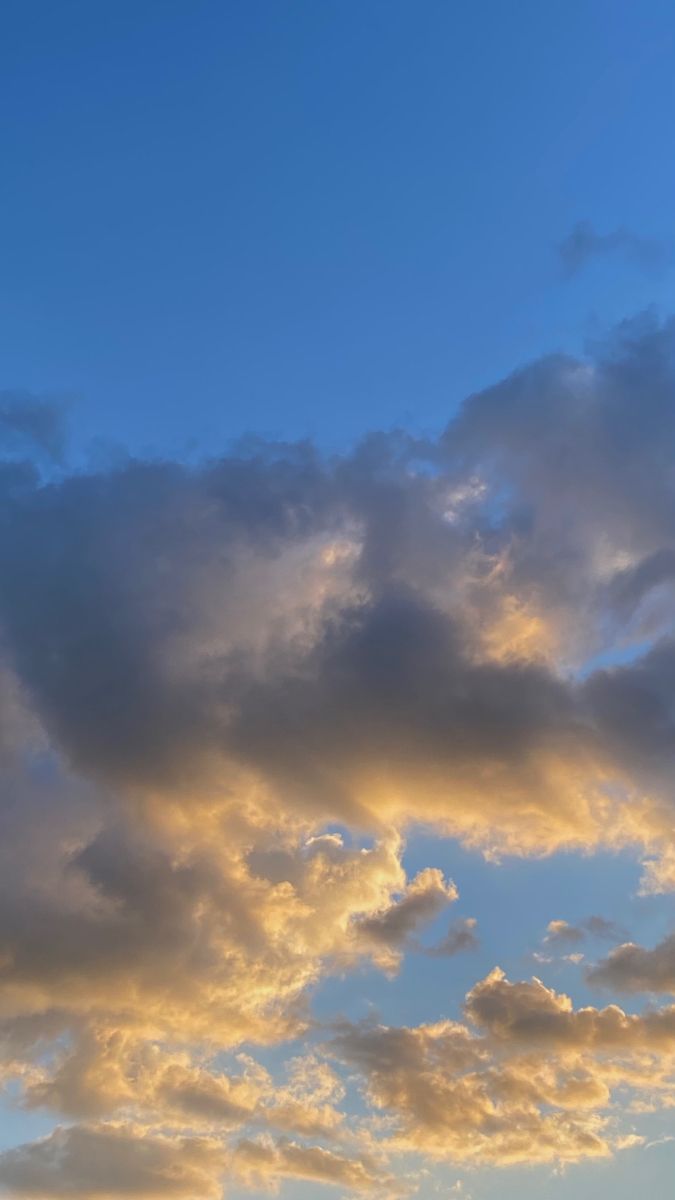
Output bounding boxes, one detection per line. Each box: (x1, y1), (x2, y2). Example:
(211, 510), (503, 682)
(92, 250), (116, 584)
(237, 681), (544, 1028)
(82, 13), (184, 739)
(227, 588), (586, 830)
(545, 920), (586, 946)
(0, 393), (67, 463)
(2, 318), (675, 852)
(558, 221), (669, 277)
(584, 638), (675, 789)
(424, 917), (478, 958)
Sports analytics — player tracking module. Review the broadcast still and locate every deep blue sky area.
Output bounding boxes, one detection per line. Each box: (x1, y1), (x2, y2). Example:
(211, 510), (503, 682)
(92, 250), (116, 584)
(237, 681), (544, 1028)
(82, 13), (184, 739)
(3, 0), (675, 458)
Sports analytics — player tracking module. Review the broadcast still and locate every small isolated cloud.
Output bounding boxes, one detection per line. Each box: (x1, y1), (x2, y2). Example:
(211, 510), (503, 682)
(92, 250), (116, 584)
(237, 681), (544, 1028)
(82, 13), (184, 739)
(545, 920), (585, 946)
(424, 917), (479, 958)
(585, 916), (625, 941)
(544, 916), (625, 948)
(587, 933), (675, 994)
(558, 220), (669, 277)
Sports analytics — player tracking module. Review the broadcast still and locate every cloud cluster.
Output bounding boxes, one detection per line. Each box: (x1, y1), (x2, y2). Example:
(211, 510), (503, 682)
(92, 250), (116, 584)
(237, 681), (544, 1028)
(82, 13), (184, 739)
(5, 320), (675, 868)
(2, 316), (675, 1190)
(331, 968), (675, 1166)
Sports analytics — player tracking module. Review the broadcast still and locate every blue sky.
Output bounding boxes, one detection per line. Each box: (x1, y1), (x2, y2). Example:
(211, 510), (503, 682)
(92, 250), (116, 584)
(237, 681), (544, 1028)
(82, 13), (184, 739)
(3, 0), (675, 456)
(2, 3), (675, 1199)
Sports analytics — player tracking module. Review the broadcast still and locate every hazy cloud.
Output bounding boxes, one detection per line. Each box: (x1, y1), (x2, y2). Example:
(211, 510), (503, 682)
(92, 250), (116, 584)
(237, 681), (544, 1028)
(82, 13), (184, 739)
(558, 221), (669, 277)
(0, 393), (67, 463)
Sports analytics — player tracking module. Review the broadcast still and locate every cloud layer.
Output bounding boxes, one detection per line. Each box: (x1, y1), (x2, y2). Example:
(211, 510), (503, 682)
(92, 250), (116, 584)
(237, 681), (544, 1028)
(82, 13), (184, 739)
(2, 316), (675, 1193)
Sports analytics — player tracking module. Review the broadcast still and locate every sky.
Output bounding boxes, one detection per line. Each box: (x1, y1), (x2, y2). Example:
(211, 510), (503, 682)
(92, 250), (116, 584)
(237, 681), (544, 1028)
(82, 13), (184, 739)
(2, 2), (675, 1198)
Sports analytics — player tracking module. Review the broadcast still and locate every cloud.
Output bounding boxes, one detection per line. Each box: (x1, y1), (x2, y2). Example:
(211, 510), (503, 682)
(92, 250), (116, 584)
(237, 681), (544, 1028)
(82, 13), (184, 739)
(545, 921), (586, 946)
(558, 221), (669, 277)
(544, 916), (625, 947)
(645, 1135), (675, 1150)
(424, 917), (479, 958)
(4, 315), (675, 1184)
(587, 933), (675, 994)
(0, 393), (67, 464)
(354, 869), (458, 961)
(0, 1119), (400, 1200)
(585, 916), (625, 941)
(3, 319), (675, 870)
(329, 969), (675, 1166)
(0, 811), (423, 1047)
(232, 1136), (402, 1195)
(0, 1124), (225, 1199)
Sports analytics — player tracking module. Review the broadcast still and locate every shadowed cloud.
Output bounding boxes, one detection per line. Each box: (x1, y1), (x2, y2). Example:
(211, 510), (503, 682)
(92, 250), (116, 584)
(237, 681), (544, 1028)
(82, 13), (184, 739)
(2, 317), (675, 1187)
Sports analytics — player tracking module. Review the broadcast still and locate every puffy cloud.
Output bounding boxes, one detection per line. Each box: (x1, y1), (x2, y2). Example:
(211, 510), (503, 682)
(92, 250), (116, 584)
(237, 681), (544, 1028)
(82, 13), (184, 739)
(0, 1123), (226, 1199)
(354, 868), (458, 961)
(2, 325), (675, 877)
(587, 934), (675, 994)
(463, 968), (675, 1048)
(21, 1034), (348, 1146)
(545, 920), (586, 946)
(3, 318), (675, 1186)
(0, 811), (422, 1048)
(330, 969), (675, 1166)
(0, 1120), (399, 1200)
(232, 1136), (401, 1195)
(424, 917), (479, 958)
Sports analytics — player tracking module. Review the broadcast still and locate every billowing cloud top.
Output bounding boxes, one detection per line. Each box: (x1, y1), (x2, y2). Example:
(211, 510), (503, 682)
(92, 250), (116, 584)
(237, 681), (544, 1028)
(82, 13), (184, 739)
(2, 317), (675, 1196)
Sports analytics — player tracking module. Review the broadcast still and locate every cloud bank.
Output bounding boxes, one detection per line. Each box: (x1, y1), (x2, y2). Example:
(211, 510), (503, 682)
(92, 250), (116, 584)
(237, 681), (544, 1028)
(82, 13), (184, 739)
(2, 315), (675, 1192)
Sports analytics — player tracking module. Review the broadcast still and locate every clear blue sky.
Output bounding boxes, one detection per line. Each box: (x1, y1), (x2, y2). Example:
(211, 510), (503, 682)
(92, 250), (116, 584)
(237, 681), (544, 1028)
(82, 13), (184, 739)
(2, 0), (675, 456)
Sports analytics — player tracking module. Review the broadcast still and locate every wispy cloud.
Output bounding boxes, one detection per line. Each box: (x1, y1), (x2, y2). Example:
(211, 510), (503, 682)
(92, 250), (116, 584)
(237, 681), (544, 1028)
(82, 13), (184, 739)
(558, 220), (669, 276)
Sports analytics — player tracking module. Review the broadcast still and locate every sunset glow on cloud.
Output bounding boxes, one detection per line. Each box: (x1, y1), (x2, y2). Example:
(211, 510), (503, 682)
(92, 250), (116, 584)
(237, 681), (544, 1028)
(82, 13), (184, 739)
(1, 316), (675, 1197)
